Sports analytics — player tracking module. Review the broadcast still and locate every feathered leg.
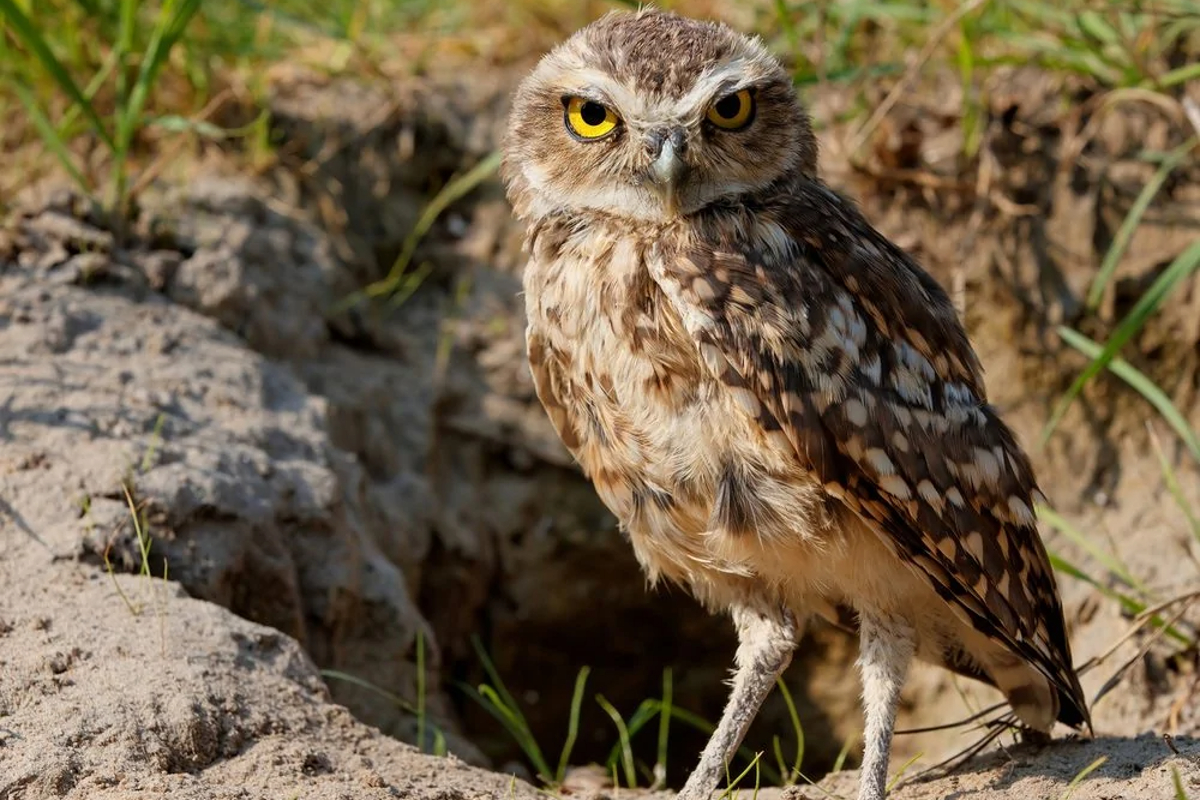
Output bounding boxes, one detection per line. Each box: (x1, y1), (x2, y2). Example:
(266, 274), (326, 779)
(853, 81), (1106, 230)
(856, 611), (915, 800)
(677, 605), (800, 800)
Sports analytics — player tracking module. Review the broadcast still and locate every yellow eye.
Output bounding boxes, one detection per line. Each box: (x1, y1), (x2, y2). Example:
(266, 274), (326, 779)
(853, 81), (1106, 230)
(565, 97), (619, 140)
(706, 89), (754, 130)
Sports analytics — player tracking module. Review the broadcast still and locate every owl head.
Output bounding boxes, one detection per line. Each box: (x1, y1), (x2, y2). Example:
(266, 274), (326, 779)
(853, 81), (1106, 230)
(502, 10), (817, 223)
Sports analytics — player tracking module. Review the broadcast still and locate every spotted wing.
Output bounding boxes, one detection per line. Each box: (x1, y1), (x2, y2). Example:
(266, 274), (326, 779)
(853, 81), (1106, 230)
(650, 182), (1088, 728)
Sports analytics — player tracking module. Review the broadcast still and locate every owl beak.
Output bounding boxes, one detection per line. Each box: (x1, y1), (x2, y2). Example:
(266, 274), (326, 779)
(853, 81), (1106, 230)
(646, 129), (689, 214)
(650, 140), (687, 186)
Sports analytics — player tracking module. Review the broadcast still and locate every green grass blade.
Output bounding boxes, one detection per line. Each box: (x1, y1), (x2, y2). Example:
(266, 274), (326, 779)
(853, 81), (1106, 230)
(470, 637), (531, 734)
(1171, 765), (1191, 800)
(1147, 429), (1200, 550)
(0, 0), (116, 150)
(1044, 238), (1200, 444)
(793, 770), (845, 800)
(774, 677), (805, 785)
(604, 699), (659, 775)
(1058, 755), (1106, 800)
(144, 114), (232, 139)
(1086, 140), (1193, 310)
(476, 685), (528, 735)
(1075, 11), (1119, 46)
(1046, 550), (1193, 647)
(555, 666), (590, 783)
(464, 637), (552, 778)
(433, 728), (447, 757)
(656, 668), (672, 786)
(722, 751), (763, 797)
(56, 48), (119, 138)
(660, 705), (782, 785)
(121, 484), (152, 578)
(122, 0), (204, 144)
(9, 81), (91, 194)
(352, 150), (502, 306)
(320, 669), (417, 713)
(1038, 504), (1149, 595)
(110, 0), (202, 210)
(1047, 551), (1137, 611)
(772, 735), (788, 790)
(1056, 327), (1200, 463)
(887, 752), (923, 793)
(459, 682), (552, 779)
(596, 695), (637, 788)
(115, 0), (136, 123)
(1157, 61), (1200, 88)
(832, 733), (856, 772)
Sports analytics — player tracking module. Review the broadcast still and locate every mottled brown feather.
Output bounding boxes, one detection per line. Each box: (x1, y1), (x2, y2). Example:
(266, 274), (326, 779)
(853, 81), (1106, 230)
(650, 181), (1088, 728)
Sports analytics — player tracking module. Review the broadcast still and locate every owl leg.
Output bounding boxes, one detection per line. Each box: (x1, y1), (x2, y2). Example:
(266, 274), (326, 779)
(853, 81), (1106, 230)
(677, 605), (800, 800)
(856, 611), (915, 800)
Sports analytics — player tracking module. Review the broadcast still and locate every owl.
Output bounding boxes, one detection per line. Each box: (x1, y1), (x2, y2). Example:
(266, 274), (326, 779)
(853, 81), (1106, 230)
(501, 10), (1089, 800)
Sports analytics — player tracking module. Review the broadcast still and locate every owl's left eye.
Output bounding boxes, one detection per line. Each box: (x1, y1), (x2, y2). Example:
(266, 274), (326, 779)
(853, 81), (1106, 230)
(564, 97), (620, 140)
(706, 89), (755, 130)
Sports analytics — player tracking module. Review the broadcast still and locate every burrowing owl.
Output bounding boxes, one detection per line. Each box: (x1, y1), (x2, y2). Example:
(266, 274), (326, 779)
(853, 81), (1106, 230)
(502, 10), (1089, 800)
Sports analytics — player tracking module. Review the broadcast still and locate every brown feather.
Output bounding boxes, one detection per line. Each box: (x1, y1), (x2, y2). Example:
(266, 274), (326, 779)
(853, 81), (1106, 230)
(650, 180), (1088, 729)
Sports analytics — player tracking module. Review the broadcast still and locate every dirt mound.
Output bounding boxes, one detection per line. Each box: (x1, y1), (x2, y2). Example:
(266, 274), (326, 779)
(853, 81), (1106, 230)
(0, 538), (541, 799)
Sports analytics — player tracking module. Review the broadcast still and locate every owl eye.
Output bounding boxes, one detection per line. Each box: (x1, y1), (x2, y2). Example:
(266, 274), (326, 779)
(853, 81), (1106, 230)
(706, 89), (755, 130)
(564, 97), (620, 140)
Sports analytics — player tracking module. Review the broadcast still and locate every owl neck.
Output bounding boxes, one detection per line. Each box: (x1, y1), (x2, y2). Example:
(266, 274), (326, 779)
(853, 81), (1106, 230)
(529, 173), (807, 241)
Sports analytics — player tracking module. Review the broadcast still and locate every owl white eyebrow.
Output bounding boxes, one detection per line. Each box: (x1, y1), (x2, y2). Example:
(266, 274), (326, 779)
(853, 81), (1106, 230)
(555, 68), (639, 114)
(565, 87), (617, 106)
(661, 60), (761, 119)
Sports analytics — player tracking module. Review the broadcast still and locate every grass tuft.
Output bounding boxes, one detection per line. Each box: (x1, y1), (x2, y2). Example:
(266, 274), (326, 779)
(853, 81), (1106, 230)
(461, 636), (589, 786)
(322, 629), (447, 755)
(1044, 236), (1200, 448)
(1, 0), (203, 216)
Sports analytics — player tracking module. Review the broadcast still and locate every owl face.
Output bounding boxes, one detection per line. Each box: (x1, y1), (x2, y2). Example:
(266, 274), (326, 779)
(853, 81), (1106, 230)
(503, 11), (817, 223)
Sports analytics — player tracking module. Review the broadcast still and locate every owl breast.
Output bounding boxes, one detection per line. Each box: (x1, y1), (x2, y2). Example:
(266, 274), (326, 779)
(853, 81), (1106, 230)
(522, 219), (833, 604)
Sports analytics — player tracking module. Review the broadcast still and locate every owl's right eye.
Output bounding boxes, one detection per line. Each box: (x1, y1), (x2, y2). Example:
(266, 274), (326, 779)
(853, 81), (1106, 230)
(564, 97), (620, 140)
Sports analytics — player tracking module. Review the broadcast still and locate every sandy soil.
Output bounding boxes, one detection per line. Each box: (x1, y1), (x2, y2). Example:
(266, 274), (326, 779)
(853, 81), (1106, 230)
(3, 528), (1196, 799)
(0, 540), (544, 800)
